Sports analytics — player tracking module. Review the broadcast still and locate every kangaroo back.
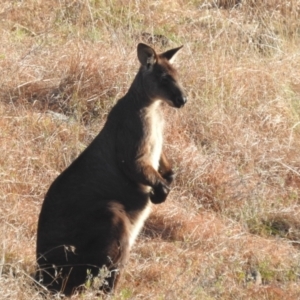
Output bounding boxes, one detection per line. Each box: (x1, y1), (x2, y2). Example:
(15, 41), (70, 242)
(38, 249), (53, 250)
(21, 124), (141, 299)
(36, 43), (187, 296)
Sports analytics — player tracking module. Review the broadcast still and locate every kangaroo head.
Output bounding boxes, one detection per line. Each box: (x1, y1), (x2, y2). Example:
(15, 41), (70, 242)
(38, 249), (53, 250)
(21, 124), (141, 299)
(137, 43), (187, 108)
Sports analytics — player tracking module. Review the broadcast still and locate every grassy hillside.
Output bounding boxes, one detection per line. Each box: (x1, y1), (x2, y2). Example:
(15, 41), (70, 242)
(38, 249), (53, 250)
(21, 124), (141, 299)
(1, 0), (300, 299)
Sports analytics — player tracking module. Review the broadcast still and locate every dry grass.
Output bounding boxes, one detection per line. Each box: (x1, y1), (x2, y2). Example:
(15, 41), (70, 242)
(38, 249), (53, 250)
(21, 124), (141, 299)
(1, 0), (300, 299)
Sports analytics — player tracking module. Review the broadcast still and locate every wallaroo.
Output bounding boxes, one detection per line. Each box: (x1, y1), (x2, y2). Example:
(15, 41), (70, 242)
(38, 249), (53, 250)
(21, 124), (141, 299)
(36, 43), (187, 296)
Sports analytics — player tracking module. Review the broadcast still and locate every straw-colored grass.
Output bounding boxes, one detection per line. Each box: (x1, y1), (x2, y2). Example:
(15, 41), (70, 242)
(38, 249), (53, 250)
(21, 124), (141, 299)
(1, 0), (300, 299)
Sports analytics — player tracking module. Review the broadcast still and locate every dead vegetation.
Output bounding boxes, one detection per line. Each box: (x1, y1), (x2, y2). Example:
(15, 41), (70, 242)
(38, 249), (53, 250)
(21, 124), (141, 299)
(1, 0), (300, 299)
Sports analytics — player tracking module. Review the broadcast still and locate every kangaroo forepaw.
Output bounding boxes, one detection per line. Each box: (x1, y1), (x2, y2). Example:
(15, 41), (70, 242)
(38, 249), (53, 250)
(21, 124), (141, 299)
(162, 170), (175, 185)
(150, 182), (170, 204)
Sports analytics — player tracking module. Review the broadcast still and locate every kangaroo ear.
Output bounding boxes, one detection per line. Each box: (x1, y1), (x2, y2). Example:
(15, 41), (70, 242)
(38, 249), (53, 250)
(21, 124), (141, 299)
(137, 43), (157, 68)
(160, 45), (183, 64)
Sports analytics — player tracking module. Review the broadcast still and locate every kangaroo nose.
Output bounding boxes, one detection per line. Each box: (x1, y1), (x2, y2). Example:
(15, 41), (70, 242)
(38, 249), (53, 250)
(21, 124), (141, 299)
(174, 96), (187, 108)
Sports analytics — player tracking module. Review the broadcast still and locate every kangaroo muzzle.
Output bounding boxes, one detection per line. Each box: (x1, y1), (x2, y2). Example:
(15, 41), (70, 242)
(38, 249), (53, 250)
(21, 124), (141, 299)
(173, 95), (187, 108)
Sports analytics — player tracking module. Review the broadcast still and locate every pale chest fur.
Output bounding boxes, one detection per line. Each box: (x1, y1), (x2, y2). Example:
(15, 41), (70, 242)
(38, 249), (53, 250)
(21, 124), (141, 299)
(127, 102), (164, 247)
(144, 101), (164, 170)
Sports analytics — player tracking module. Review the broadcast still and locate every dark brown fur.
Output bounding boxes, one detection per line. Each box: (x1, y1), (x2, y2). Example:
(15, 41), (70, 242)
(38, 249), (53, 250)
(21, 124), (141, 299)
(35, 43), (187, 296)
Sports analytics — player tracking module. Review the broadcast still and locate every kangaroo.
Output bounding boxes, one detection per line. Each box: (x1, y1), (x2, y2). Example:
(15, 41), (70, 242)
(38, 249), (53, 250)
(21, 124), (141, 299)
(36, 43), (187, 296)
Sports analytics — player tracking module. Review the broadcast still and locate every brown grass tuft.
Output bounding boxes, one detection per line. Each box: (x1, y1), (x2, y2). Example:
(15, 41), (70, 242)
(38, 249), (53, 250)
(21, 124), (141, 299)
(1, 0), (300, 299)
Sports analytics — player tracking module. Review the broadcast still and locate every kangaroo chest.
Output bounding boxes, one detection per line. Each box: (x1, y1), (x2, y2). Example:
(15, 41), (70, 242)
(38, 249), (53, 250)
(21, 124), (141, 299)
(143, 103), (164, 171)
